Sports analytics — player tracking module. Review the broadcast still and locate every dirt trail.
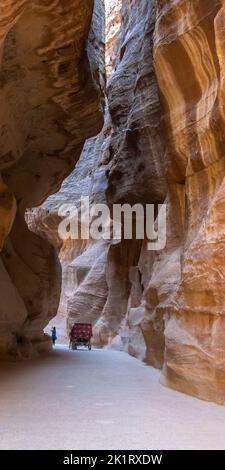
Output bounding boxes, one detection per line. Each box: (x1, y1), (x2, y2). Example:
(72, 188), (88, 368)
(0, 345), (225, 450)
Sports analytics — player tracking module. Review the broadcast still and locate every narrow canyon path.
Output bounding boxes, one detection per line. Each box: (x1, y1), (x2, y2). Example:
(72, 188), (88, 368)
(1, 346), (225, 450)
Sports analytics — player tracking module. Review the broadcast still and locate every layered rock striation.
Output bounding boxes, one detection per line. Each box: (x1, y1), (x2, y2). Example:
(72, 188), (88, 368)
(30, 0), (167, 355)
(0, 0), (104, 356)
(153, 0), (225, 404)
(27, 134), (110, 343)
(101, 0), (225, 404)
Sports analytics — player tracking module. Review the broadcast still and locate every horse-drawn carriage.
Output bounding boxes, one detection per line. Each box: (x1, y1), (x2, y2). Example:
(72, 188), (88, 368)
(69, 323), (92, 350)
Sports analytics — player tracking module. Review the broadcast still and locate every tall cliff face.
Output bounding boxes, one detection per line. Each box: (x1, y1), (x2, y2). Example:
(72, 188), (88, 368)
(28, 0), (117, 343)
(29, 0), (167, 352)
(102, 0), (225, 404)
(93, 0), (167, 352)
(153, 0), (225, 404)
(0, 0), (104, 357)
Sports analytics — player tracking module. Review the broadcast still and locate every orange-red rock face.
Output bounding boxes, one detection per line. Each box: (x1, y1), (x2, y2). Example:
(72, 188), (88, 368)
(0, 0), (104, 356)
(1, 0), (103, 206)
(40, 0), (167, 350)
(26, 0), (107, 345)
(153, 0), (225, 403)
(28, 0), (167, 363)
(93, 0), (167, 355)
(105, 0), (122, 79)
(90, 0), (225, 404)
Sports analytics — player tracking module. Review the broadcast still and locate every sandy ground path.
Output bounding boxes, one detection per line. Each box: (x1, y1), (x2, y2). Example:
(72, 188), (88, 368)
(1, 345), (225, 450)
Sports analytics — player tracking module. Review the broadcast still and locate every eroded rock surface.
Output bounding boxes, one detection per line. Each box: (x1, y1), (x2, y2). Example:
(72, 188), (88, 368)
(94, 0), (166, 354)
(101, 0), (225, 404)
(153, 0), (225, 404)
(28, 134), (110, 343)
(28, 0), (225, 405)
(0, 0), (104, 356)
(30, 0), (167, 354)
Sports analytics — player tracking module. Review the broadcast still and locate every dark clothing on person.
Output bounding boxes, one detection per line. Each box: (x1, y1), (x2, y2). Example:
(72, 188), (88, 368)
(51, 327), (57, 346)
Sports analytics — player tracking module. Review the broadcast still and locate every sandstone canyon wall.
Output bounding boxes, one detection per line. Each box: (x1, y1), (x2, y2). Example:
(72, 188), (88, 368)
(0, 0), (104, 357)
(27, 0), (225, 405)
(154, 0), (225, 404)
(29, 0), (167, 355)
(104, 0), (225, 405)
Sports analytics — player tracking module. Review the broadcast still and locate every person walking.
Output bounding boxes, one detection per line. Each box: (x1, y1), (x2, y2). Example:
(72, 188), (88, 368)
(51, 326), (57, 346)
